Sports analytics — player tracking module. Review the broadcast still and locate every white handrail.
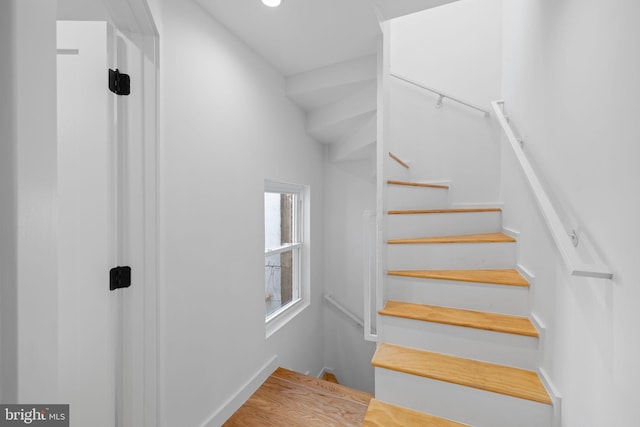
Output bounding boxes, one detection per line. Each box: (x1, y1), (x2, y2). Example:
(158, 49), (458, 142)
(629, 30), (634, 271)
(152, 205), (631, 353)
(324, 294), (364, 328)
(391, 72), (491, 116)
(492, 100), (613, 280)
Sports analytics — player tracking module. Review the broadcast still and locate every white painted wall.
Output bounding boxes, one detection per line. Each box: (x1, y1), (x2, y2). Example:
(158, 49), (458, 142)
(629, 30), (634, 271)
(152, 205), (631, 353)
(155, 0), (325, 425)
(501, 1), (640, 426)
(0, 0), (18, 404)
(389, 0), (502, 204)
(322, 157), (376, 393)
(7, 0), (59, 404)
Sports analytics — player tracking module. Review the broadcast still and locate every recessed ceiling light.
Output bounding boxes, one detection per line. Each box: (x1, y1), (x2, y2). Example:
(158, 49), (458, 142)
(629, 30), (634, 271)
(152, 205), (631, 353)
(262, 0), (281, 7)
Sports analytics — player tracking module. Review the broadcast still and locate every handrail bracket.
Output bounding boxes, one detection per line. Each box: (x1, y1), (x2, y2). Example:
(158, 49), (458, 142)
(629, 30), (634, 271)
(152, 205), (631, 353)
(391, 72), (491, 116)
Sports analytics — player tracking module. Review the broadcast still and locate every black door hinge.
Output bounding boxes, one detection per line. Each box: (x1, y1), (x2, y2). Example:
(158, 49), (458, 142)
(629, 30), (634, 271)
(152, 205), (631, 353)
(110, 266), (131, 291)
(109, 69), (131, 96)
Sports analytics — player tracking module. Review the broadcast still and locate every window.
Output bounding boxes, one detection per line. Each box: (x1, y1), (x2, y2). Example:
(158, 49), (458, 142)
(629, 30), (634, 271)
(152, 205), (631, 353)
(264, 181), (305, 324)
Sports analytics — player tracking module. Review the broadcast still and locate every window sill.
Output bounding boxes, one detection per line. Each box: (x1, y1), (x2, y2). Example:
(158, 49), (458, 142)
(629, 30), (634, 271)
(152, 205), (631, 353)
(266, 298), (308, 338)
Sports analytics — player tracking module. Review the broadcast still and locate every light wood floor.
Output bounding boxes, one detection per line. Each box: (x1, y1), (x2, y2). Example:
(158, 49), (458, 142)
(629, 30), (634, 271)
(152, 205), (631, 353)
(223, 368), (373, 426)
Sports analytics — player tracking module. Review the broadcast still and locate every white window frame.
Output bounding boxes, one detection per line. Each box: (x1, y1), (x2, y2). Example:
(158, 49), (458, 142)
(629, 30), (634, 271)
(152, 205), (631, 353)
(264, 180), (309, 337)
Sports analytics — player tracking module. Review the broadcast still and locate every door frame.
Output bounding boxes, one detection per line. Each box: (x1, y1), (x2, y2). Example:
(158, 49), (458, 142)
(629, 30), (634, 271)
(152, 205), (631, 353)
(102, 1), (159, 426)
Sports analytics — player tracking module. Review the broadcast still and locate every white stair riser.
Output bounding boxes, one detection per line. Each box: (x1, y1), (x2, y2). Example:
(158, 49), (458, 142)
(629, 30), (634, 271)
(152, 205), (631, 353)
(380, 316), (538, 370)
(387, 276), (530, 316)
(375, 368), (553, 427)
(387, 185), (449, 210)
(387, 242), (516, 270)
(386, 211), (502, 238)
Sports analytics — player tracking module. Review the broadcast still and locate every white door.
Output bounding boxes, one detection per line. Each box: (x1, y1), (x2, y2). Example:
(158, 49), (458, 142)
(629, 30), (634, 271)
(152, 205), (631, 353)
(57, 21), (132, 427)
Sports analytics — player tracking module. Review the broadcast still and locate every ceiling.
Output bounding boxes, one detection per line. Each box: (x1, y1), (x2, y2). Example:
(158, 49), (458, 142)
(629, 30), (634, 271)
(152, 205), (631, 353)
(58, 0), (109, 21)
(195, 0), (382, 76)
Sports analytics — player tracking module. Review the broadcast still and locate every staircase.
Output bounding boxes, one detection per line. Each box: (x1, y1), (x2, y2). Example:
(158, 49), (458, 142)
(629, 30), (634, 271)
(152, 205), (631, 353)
(365, 154), (557, 426)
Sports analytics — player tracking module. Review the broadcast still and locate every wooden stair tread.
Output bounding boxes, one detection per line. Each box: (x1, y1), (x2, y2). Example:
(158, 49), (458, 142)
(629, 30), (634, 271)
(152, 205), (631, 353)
(387, 179), (449, 190)
(224, 368), (371, 426)
(371, 344), (551, 405)
(380, 300), (538, 337)
(388, 208), (501, 215)
(387, 269), (529, 287)
(363, 399), (469, 427)
(388, 232), (515, 245)
(272, 367), (372, 405)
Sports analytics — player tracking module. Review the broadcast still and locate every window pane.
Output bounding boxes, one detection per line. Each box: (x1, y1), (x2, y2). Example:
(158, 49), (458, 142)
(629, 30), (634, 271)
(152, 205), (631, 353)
(264, 192), (295, 249)
(265, 251), (294, 317)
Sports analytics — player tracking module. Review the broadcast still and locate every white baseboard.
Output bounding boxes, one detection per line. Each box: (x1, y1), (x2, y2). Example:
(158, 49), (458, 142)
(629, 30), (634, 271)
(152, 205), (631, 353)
(200, 355), (279, 427)
(505, 227), (522, 263)
(538, 367), (562, 427)
(530, 312), (546, 334)
(502, 226), (520, 239)
(516, 263), (535, 284)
